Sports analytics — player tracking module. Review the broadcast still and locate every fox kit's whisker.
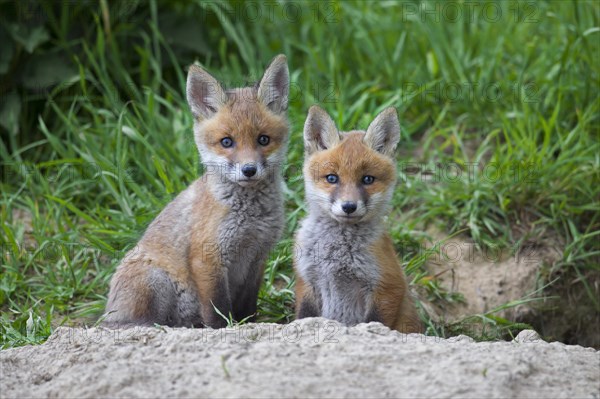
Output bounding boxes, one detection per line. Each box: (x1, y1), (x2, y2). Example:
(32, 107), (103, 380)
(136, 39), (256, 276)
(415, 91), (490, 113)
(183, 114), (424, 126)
(104, 55), (290, 328)
(294, 105), (422, 333)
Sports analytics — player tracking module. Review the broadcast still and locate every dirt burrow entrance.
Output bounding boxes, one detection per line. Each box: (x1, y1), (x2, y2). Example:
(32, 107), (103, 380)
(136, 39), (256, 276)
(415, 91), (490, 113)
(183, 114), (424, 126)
(418, 228), (599, 348)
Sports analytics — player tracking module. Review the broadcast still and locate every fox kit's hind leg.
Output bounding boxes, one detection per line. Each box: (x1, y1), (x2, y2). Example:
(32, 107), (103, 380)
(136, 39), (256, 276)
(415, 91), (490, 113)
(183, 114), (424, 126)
(104, 263), (175, 326)
(104, 261), (201, 327)
(394, 296), (423, 333)
(147, 268), (203, 327)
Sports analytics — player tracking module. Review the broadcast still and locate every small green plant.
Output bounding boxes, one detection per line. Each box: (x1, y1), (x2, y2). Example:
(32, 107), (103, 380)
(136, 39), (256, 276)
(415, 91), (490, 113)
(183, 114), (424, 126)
(211, 302), (255, 328)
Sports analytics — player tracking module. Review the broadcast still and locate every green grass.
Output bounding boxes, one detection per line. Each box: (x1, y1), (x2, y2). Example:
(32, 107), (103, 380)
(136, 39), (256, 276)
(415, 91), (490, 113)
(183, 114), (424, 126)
(1, 0), (599, 348)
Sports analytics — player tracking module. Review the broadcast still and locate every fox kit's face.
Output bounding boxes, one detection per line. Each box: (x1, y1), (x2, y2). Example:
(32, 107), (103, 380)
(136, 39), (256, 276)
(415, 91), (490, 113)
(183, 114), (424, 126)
(196, 91), (288, 185)
(303, 107), (400, 223)
(186, 55), (289, 186)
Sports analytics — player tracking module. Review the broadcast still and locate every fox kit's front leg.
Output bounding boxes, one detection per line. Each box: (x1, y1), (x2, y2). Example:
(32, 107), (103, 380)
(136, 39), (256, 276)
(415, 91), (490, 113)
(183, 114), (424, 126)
(231, 262), (264, 322)
(190, 259), (232, 328)
(294, 275), (321, 318)
(188, 224), (232, 327)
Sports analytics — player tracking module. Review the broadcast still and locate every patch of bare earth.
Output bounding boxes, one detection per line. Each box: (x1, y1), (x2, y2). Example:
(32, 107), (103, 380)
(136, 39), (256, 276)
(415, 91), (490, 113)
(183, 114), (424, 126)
(418, 227), (599, 347)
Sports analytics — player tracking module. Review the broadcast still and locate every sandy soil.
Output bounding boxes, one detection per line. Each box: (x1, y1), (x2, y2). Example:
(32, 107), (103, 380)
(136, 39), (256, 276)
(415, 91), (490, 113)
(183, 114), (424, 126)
(422, 230), (562, 323)
(1, 318), (598, 398)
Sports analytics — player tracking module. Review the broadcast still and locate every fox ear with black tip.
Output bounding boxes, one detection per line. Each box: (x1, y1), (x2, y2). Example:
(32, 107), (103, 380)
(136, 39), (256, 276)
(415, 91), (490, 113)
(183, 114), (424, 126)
(363, 107), (400, 157)
(186, 65), (227, 120)
(303, 105), (341, 156)
(257, 54), (289, 115)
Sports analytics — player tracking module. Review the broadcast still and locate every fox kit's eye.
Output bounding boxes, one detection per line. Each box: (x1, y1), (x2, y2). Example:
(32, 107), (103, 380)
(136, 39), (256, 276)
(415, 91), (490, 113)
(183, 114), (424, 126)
(362, 175), (375, 185)
(258, 135), (270, 146)
(221, 137), (234, 148)
(326, 174), (339, 184)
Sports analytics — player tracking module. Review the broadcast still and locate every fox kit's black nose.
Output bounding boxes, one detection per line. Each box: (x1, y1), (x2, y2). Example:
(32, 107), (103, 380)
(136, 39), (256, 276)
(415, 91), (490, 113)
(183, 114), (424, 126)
(341, 202), (357, 214)
(242, 164), (257, 177)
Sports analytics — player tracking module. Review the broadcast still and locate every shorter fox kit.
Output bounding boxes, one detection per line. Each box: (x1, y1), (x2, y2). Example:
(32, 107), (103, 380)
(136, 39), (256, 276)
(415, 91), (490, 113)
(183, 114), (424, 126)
(294, 106), (422, 333)
(104, 55), (290, 328)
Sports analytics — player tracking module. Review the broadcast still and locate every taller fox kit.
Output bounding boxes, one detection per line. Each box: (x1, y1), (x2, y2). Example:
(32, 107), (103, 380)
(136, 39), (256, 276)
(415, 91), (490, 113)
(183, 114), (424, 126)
(294, 106), (422, 333)
(104, 55), (290, 327)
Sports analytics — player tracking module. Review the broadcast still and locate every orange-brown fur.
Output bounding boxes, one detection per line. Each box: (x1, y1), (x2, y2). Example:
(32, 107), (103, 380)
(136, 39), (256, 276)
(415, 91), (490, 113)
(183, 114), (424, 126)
(188, 183), (229, 322)
(370, 234), (423, 333)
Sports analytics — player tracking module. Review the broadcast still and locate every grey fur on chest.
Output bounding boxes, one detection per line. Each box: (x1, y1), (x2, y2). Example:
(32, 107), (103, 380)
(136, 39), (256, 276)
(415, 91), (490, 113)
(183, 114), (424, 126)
(212, 179), (285, 291)
(296, 215), (383, 325)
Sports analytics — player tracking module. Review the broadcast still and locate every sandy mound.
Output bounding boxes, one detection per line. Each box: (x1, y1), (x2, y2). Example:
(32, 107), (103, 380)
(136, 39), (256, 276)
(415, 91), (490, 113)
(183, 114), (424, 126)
(1, 318), (598, 398)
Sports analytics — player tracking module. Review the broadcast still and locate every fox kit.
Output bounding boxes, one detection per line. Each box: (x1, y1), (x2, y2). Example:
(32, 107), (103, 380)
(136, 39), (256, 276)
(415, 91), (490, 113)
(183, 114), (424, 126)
(294, 106), (422, 333)
(104, 55), (290, 328)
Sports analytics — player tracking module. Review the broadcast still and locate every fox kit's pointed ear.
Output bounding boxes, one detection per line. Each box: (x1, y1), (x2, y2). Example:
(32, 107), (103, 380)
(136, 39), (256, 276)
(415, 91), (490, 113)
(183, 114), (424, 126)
(364, 107), (400, 157)
(257, 54), (289, 114)
(186, 64), (227, 120)
(303, 105), (340, 155)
